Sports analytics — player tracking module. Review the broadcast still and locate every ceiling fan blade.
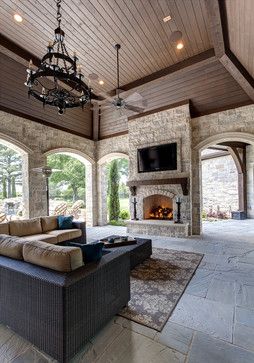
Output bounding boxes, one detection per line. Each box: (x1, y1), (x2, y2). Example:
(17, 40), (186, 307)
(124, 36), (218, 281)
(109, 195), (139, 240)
(124, 92), (143, 103)
(125, 104), (145, 113)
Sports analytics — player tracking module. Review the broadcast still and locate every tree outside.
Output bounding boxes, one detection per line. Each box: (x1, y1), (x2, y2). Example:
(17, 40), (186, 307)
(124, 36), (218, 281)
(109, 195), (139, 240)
(47, 154), (86, 217)
(0, 144), (23, 218)
(107, 158), (130, 225)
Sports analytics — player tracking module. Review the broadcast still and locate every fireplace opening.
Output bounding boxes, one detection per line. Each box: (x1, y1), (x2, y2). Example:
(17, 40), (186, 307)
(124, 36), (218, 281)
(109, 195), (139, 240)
(143, 194), (173, 220)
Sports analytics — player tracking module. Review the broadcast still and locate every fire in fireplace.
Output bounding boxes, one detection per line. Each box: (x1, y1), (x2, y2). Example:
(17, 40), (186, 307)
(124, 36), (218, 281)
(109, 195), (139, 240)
(149, 206), (173, 220)
(143, 194), (174, 220)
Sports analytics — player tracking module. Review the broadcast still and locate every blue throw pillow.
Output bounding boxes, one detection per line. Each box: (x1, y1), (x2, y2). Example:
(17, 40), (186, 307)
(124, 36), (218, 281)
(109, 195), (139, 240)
(69, 242), (104, 263)
(57, 215), (73, 230)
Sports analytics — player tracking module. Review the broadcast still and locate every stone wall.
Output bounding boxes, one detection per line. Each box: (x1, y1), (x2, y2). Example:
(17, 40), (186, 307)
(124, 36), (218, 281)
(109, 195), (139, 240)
(96, 135), (129, 225)
(128, 104), (191, 231)
(201, 155), (238, 214)
(191, 104), (254, 234)
(0, 110), (96, 225)
(128, 104), (191, 181)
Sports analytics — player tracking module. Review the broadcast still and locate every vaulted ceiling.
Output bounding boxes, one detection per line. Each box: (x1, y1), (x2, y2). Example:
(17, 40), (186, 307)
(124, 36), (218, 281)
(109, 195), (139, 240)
(0, 0), (253, 139)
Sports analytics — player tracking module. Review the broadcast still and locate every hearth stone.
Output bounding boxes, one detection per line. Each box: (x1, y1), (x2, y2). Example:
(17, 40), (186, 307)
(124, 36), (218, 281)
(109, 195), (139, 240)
(127, 220), (189, 237)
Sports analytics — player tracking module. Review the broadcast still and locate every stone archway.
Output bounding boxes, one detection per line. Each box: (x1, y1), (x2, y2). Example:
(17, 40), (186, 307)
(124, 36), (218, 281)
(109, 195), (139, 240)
(192, 132), (254, 235)
(0, 134), (32, 219)
(97, 152), (129, 226)
(44, 148), (96, 226)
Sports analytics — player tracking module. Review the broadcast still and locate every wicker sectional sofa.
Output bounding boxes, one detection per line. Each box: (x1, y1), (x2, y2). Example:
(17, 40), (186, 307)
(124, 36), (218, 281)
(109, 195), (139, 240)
(0, 215), (86, 245)
(0, 248), (130, 362)
(0, 233), (131, 362)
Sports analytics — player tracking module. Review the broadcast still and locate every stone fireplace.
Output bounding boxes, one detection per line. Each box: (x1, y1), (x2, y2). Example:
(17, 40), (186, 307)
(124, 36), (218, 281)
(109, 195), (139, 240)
(143, 194), (173, 220)
(126, 105), (191, 237)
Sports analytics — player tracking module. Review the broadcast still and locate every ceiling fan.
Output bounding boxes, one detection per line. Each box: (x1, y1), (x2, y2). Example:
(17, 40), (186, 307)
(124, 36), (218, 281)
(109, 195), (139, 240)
(98, 44), (147, 114)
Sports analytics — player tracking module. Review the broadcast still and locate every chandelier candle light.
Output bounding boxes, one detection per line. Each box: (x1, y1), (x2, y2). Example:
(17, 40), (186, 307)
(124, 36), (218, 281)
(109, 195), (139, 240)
(25, 0), (91, 114)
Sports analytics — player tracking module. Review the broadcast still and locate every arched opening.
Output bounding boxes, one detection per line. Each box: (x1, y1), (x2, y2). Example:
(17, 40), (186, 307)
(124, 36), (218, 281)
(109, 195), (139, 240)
(193, 132), (254, 235)
(98, 153), (129, 226)
(44, 149), (95, 226)
(0, 138), (28, 222)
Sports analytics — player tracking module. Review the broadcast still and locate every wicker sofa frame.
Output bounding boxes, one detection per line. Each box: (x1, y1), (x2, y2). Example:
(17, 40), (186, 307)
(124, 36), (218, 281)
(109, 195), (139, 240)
(0, 249), (130, 363)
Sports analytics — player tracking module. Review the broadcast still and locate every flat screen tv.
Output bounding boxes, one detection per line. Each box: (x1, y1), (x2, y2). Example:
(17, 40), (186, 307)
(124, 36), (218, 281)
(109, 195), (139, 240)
(137, 142), (177, 173)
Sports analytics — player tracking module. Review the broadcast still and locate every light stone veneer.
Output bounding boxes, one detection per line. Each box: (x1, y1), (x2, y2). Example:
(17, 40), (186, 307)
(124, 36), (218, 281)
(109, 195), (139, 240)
(0, 110), (96, 225)
(1, 102), (254, 235)
(127, 104), (191, 237)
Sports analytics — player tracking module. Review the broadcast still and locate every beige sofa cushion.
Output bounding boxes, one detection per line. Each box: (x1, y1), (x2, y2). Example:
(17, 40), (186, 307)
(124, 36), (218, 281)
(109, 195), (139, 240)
(47, 229), (82, 243)
(9, 218), (42, 237)
(41, 216), (58, 232)
(23, 240), (83, 272)
(0, 235), (26, 260)
(0, 222), (9, 235)
(20, 234), (58, 244)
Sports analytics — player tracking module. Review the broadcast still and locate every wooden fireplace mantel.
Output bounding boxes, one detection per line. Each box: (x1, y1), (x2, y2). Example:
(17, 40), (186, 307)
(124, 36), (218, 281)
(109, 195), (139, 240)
(127, 177), (189, 196)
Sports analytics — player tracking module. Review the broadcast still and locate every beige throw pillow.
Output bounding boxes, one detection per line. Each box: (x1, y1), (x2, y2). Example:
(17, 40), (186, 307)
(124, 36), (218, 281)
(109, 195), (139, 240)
(23, 240), (83, 272)
(0, 235), (26, 260)
(9, 218), (42, 237)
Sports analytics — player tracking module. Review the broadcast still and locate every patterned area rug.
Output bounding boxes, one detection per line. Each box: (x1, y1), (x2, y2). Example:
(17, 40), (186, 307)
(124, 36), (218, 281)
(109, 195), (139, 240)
(119, 248), (203, 331)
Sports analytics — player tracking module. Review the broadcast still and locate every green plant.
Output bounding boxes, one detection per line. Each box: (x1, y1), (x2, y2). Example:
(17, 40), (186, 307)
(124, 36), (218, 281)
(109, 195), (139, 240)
(201, 210), (207, 219)
(108, 219), (127, 226)
(108, 160), (120, 221)
(119, 209), (130, 220)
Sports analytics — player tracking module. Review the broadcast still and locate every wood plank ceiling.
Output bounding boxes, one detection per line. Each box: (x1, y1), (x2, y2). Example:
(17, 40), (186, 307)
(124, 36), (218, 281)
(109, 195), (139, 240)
(0, 0), (253, 139)
(0, 0), (212, 93)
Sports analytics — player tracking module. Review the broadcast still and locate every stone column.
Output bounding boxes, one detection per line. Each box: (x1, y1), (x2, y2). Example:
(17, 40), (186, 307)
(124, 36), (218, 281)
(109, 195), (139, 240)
(85, 163), (98, 226)
(191, 148), (202, 235)
(23, 152), (47, 218)
(97, 163), (108, 226)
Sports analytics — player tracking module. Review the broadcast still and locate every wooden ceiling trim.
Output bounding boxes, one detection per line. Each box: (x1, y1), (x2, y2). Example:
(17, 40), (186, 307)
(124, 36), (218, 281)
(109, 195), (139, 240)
(204, 0), (254, 102)
(192, 100), (253, 117)
(110, 48), (215, 94)
(0, 34), (40, 66)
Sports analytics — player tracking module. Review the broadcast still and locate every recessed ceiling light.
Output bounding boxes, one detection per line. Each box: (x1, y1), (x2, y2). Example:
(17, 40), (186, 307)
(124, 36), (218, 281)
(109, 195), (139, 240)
(98, 80), (104, 85)
(176, 42), (184, 50)
(14, 13), (23, 23)
(163, 15), (171, 22)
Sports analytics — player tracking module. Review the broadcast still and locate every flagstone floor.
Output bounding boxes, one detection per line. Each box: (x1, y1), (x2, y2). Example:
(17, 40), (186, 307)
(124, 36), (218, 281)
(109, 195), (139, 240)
(1, 219), (254, 363)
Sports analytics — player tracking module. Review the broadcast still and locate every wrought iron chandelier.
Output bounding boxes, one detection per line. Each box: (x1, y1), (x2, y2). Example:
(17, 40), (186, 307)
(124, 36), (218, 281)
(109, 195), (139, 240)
(25, 0), (91, 115)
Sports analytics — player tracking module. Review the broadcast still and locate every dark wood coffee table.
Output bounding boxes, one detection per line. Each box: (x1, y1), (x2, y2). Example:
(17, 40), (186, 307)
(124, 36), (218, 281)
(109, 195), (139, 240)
(102, 236), (152, 269)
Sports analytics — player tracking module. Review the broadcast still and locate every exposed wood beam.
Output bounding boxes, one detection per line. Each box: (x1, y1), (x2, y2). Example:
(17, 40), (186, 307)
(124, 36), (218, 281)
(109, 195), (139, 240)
(218, 141), (249, 149)
(208, 146), (228, 152)
(92, 104), (100, 141)
(204, 0), (225, 58)
(0, 34), (40, 66)
(201, 150), (230, 160)
(220, 52), (254, 101)
(110, 49), (216, 95)
(204, 0), (254, 102)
